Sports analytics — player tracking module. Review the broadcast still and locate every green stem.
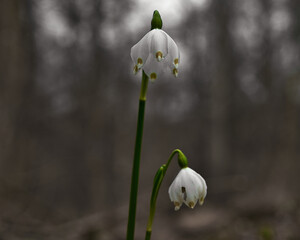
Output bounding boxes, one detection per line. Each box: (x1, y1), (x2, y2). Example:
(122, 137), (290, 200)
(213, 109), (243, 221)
(126, 71), (149, 240)
(140, 71), (148, 101)
(145, 230), (151, 240)
(145, 149), (185, 240)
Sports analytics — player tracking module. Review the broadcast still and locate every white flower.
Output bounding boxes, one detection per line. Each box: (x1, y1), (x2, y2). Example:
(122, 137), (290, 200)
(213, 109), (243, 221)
(131, 29), (180, 81)
(168, 167), (207, 211)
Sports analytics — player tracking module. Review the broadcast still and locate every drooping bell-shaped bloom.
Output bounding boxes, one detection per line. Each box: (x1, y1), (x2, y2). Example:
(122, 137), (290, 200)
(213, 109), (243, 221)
(131, 29), (180, 81)
(168, 167), (207, 211)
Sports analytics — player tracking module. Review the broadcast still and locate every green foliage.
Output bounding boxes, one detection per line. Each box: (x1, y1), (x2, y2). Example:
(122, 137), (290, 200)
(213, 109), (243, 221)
(259, 226), (274, 240)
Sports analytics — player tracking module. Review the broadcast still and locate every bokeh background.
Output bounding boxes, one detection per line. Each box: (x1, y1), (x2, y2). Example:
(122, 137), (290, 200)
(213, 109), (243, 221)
(1, 0), (300, 239)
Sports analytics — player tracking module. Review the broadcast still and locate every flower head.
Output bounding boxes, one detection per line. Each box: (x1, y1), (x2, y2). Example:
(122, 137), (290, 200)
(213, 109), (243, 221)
(131, 29), (180, 81)
(168, 167), (207, 211)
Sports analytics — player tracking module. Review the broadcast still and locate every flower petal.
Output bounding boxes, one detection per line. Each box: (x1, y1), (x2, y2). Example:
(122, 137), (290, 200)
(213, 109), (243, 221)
(150, 29), (168, 62)
(164, 33), (180, 77)
(168, 170), (185, 210)
(168, 171), (184, 202)
(180, 169), (199, 208)
(167, 34), (180, 64)
(130, 31), (152, 69)
(143, 54), (163, 81)
(189, 169), (207, 205)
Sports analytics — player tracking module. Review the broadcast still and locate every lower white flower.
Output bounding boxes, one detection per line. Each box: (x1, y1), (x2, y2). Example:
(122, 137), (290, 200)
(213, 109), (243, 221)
(168, 167), (207, 211)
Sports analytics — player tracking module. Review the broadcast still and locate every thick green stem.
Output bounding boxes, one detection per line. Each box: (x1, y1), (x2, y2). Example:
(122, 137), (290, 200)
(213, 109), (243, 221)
(145, 230), (151, 240)
(140, 71), (148, 101)
(145, 149), (187, 240)
(126, 71), (149, 240)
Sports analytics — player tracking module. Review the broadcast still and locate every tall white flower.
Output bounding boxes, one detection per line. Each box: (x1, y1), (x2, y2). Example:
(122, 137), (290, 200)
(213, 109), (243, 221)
(168, 167), (207, 211)
(131, 29), (180, 81)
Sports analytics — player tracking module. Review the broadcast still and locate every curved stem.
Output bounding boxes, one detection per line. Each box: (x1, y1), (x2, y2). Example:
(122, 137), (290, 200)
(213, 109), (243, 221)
(126, 71), (149, 240)
(145, 149), (184, 240)
(165, 149), (183, 170)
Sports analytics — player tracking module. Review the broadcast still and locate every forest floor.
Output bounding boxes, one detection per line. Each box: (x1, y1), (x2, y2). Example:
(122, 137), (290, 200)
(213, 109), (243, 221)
(0, 188), (299, 240)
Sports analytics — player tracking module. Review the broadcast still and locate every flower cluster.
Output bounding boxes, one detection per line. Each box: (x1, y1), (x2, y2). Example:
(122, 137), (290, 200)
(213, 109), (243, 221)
(131, 29), (180, 81)
(168, 167), (207, 211)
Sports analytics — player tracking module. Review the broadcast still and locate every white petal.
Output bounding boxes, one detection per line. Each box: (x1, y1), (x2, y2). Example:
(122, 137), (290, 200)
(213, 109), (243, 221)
(143, 54), (163, 81)
(150, 29), (168, 62)
(168, 170), (185, 210)
(130, 31), (152, 69)
(168, 181), (177, 202)
(166, 33), (180, 68)
(180, 169), (199, 208)
(168, 171), (184, 202)
(189, 168), (207, 205)
(199, 177), (207, 204)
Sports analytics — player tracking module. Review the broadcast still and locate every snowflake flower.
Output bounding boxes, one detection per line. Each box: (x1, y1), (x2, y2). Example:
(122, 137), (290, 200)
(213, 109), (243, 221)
(131, 29), (180, 81)
(168, 167), (207, 211)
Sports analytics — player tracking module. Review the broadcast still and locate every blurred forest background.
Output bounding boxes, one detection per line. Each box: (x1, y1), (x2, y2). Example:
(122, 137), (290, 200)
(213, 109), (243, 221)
(1, 0), (300, 239)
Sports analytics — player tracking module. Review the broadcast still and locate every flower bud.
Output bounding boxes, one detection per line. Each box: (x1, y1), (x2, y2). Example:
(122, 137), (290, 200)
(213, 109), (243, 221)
(151, 10), (163, 30)
(177, 151), (188, 169)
